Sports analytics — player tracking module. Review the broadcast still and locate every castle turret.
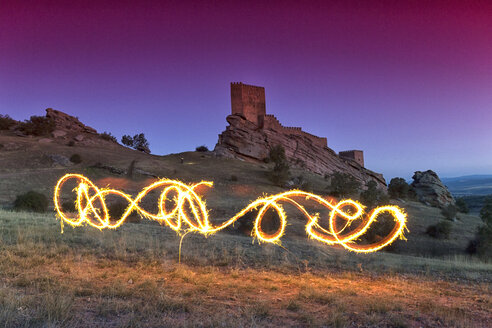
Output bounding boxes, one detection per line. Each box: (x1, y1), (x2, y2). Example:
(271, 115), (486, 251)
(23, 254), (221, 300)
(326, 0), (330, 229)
(230, 82), (266, 126)
(339, 150), (364, 167)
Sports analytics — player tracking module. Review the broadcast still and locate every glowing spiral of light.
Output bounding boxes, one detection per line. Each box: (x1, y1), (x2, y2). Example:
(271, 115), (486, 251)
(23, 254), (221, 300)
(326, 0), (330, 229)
(54, 174), (407, 253)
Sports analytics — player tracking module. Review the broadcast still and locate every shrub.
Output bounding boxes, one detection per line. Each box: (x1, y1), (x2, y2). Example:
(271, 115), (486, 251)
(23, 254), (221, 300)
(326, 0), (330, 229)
(426, 220), (452, 239)
(267, 145), (290, 187)
(230, 175), (238, 181)
(19, 116), (55, 136)
(361, 213), (398, 250)
(195, 145), (209, 152)
(100, 131), (117, 143)
(69, 154), (82, 164)
(107, 201), (140, 223)
(388, 177), (410, 199)
(290, 175), (313, 192)
(441, 204), (458, 220)
(67, 140), (75, 147)
(327, 172), (361, 198)
(121, 133), (150, 153)
(13, 191), (49, 212)
(467, 197), (492, 257)
(479, 196), (492, 225)
(455, 197), (469, 213)
(360, 180), (389, 209)
(0, 114), (16, 130)
(268, 145), (286, 164)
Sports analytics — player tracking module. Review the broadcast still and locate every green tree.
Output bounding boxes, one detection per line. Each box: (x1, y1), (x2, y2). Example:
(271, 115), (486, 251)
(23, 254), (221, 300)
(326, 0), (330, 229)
(267, 145), (290, 187)
(455, 197), (469, 213)
(328, 172), (361, 198)
(467, 197), (492, 257)
(121, 133), (150, 153)
(388, 177), (410, 199)
(0, 114), (16, 130)
(360, 180), (389, 209)
(19, 116), (55, 136)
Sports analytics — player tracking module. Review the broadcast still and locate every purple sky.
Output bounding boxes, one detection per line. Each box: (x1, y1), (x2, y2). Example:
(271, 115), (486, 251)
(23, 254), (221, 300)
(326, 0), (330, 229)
(1, 0), (491, 180)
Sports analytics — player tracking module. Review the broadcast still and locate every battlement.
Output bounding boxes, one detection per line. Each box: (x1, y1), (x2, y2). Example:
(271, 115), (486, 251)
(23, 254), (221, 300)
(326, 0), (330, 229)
(230, 82), (369, 157)
(263, 114), (327, 148)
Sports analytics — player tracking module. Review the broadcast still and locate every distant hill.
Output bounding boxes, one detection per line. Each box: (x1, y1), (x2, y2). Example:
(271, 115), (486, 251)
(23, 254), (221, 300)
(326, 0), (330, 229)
(441, 175), (492, 196)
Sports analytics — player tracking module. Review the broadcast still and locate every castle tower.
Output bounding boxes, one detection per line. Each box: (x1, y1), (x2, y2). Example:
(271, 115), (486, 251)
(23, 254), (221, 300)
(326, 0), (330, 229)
(339, 150), (364, 167)
(230, 82), (266, 126)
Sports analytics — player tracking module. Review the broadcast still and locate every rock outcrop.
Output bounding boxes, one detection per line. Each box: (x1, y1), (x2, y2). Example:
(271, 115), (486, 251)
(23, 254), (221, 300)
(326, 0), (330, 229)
(214, 114), (386, 188)
(411, 170), (455, 208)
(46, 108), (98, 134)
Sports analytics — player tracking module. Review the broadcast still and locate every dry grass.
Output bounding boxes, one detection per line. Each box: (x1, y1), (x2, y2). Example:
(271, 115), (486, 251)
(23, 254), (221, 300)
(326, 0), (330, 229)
(0, 210), (490, 327)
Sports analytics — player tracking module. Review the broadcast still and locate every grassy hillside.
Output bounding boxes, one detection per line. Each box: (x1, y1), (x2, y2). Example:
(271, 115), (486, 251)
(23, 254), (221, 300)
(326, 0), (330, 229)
(0, 210), (490, 327)
(1, 132), (491, 327)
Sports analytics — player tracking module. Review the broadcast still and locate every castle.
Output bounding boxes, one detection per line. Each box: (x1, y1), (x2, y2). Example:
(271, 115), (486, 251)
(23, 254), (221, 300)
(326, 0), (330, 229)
(215, 82), (385, 187)
(230, 82), (364, 167)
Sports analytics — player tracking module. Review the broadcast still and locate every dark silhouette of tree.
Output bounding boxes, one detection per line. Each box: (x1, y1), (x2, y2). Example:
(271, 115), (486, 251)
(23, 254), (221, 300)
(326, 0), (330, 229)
(121, 133), (150, 153)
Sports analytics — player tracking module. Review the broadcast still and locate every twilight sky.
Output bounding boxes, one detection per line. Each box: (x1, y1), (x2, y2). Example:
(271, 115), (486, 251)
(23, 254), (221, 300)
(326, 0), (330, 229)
(1, 0), (491, 180)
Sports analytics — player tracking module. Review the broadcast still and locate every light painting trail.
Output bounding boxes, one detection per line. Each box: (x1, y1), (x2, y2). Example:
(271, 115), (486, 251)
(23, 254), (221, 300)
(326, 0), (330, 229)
(54, 174), (408, 253)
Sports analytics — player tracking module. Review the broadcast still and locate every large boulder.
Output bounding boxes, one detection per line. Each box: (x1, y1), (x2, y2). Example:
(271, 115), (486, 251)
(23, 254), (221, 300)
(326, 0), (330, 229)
(214, 114), (386, 189)
(411, 170), (455, 208)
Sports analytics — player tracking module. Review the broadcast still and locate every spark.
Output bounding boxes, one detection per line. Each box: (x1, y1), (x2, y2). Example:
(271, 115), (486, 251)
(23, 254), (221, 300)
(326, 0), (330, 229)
(54, 174), (407, 253)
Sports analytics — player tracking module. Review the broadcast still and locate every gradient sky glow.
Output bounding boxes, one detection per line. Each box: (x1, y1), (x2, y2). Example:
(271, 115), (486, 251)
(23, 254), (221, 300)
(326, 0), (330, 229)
(1, 0), (491, 180)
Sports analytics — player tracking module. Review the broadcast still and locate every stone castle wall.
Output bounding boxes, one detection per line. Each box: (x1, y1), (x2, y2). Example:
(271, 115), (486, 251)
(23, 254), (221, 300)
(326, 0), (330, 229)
(231, 82), (328, 149)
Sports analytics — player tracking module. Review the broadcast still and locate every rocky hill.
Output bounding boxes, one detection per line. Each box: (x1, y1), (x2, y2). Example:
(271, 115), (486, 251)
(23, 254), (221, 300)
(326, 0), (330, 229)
(214, 114), (386, 188)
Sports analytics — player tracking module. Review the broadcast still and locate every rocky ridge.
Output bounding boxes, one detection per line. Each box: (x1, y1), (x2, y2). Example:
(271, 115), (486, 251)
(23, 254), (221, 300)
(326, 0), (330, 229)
(214, 114), (386, 188)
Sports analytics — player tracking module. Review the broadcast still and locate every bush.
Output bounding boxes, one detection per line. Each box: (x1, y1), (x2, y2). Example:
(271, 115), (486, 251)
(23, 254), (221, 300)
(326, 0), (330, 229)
(230, 175), (238, 182)
(100, 131), (117, 143)
(195, 145), (209, 152)
(455, 197), (469, 213)
(0, 114), (16, 130)
(441, 204), (458, 220)
(67, 140), (75, 147)
(426, 220), (452, 239)
(121, 133), (150, 153)
(290, 175), (313, 192)
(69, 154), (82, 164)
(361, 213), (399, 251)
(13, 191), (49, 212)
(19, 116), (55, 136)
(267, 145), (290, 187)
(388, 177), (410, 199)
(107, 201), (140, 223)
(467, 197), (492, 257)
(327, 172), (361, 198)
(360, 180), (389, 209)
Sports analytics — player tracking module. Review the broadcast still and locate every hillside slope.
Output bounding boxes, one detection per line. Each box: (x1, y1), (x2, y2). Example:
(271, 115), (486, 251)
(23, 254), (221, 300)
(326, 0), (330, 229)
(0, 129), (485, 260)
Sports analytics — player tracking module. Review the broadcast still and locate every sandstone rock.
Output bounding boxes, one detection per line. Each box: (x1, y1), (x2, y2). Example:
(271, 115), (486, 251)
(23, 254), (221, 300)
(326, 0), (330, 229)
(52, 130), (67, 138)
(49, 154), (72, 167)
(411, 170), (455, 208)
(214, 114), (386, 188)
(13, 130), (27, 137)
(45, 108), (97, 134)
(74, 134), (84, 142)
(38, 138), (53, 143)
(2, 142), (22, 151)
